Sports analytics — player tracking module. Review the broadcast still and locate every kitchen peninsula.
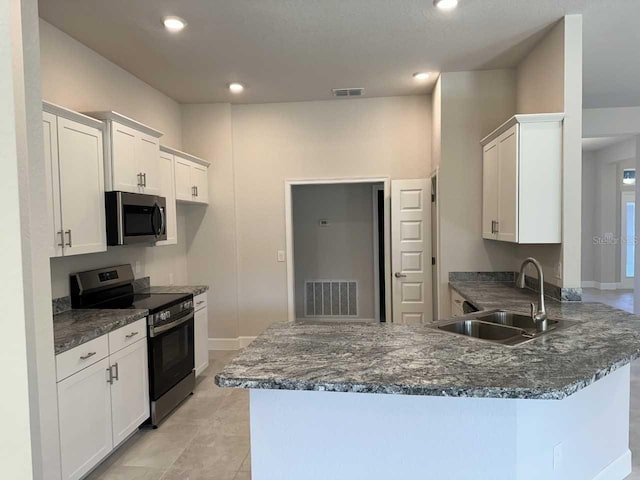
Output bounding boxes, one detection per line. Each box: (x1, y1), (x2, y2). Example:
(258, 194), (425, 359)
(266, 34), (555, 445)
(217, 283), (640, 480)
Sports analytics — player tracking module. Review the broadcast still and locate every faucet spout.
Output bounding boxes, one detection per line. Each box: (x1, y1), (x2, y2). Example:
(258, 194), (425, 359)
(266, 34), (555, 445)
(517, 257), (548, 332)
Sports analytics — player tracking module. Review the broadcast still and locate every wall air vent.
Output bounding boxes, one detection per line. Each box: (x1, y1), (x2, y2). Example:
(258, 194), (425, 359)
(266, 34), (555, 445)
(305, 280), (358, 318)
(332, 88), (364, 98)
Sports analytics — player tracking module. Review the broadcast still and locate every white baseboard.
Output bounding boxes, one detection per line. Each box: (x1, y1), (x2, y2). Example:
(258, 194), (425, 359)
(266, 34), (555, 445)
(581, 281), (628, 291)
(209, 336), (257, 351)
(593, 449), (631, 480)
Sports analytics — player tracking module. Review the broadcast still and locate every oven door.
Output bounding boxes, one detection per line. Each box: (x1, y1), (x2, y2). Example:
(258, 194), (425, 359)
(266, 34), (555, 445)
(148, 313), (194, 400)
(106, 192), (167, 245)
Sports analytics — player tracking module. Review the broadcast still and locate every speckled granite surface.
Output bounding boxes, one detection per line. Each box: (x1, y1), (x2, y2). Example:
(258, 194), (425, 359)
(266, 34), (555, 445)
(53, 309), (148, 355)
(140, 285), (209, 296)
(216, 282), (640, 400)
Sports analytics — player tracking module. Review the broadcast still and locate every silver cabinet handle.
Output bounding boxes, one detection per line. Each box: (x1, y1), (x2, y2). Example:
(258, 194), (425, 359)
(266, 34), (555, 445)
(495, 221), (499, 233)
(107, 367), (113, 384)
(111, 362), (119, 382)
(394, 272), (407, 278)
(125, 331), (139, 339)
(57, 230), (64, 247)
(65, 229), (72, 247)
(137, 172), (143, 187)
(196, 301), (205, 306)
(143, 173), (147, 187)
(80, 351), (96, 360)
(195, 186), (198, 197)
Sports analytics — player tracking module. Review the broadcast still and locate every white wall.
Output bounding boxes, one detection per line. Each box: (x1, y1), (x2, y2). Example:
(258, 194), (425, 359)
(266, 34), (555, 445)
(39, 19), (182, 149)
(516, 21), (564, 115)
(181, 103), (240, 341)
(39, 20), (190, 298)
(292, 183), (377, 320)
(230, 96), (431, 336)
(581, 151), (597, 283)
(437, 69), (518, 316)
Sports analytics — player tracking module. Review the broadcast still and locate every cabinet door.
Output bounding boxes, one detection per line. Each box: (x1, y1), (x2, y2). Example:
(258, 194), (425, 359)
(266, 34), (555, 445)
(194, 306), (209, 376)
(497, 125), (519, 243)
(111, 121), (141, 193)
(482, 140), (499, 240)
(43, 112), (64, 257)
(58, 357), (113, 480)
(57, 117), (107, 256)
(109, 339), (150, 447)
(157, 151), (178, 245)
(137, 133), (160, 195)
(175, 157), (193, 202)
(192, 164), (209, 204)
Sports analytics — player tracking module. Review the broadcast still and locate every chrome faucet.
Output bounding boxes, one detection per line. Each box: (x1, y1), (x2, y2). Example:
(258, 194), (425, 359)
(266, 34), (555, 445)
(517, 257), (548, 332)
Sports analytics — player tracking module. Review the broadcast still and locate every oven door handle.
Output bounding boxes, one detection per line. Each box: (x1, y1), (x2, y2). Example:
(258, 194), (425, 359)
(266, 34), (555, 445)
(150, 312), (194, 337)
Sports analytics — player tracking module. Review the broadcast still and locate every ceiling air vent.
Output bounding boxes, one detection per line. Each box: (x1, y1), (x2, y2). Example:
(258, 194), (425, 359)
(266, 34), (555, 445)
(332, 88), (364, 98)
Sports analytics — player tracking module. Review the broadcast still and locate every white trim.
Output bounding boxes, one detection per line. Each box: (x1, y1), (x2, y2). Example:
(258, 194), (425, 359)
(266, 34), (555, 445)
(208, 336), (257, 351)
(581, 281), (628, 290)
(42, 101), (106, 130)
(160, 144), (211, 167)
(372, 184), (384, 322)
(83, 110), (163, 138)
(284, 177), (392, 323)
(592, 450), (631, 480)
(480, 112), (565, 145)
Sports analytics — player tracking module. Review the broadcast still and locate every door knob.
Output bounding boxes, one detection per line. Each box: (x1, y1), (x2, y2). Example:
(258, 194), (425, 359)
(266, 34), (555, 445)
(394, 272), (407, 278)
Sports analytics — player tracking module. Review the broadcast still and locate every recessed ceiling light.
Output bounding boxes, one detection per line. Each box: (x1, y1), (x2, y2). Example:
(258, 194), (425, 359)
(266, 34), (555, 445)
(434, 0), (459, 10)
(163, 16), (186, 33)
(413, 72), (431, 81)
(229, 83), (245, 94)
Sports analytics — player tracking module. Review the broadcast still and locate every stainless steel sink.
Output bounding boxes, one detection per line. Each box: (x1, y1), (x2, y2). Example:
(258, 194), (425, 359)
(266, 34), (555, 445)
(433, 310), (578, 346)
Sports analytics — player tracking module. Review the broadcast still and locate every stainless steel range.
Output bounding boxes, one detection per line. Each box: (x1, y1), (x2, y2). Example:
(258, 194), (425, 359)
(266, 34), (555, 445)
(70, 264), (195, 427)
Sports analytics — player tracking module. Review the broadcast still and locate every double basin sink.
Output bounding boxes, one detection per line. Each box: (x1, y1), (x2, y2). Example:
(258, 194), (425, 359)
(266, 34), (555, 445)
(434, 310), (577, 346)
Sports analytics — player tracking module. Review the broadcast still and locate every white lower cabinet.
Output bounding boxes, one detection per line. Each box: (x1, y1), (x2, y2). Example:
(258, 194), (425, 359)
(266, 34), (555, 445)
(109, 340), (150, 447)
(56, 328), (149, 480)
(57, 357), (113, 480)
(194, 293), (209, 376)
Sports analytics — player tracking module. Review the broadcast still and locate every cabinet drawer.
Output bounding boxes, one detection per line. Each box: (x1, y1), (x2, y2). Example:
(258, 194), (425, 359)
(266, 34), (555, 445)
(108, 318), (147, 354)
(194, 292), (207, 311)
(56, 335), (109, 382)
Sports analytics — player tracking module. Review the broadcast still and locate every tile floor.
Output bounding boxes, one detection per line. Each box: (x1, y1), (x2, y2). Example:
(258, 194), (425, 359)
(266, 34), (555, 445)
(89, 348), (640, 479)
(582, 288), (634, 313)
(87, 350), (250, 480)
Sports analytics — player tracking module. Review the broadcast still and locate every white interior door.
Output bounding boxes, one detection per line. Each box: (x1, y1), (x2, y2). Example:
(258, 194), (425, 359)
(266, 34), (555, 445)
(391, 179), (432, 324)
(621, 191), (635, 289)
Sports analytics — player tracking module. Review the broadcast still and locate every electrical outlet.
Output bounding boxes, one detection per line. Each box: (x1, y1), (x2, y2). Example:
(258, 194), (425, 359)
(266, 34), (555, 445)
(277, 250), (286, 262)
(135, 260), (142, 275)
(168, 273), (174, 285)
(553, 443), (563, 471)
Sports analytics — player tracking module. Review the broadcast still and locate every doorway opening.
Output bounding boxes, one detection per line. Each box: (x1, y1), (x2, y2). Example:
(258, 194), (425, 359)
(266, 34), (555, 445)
(285, 178), (391, 323)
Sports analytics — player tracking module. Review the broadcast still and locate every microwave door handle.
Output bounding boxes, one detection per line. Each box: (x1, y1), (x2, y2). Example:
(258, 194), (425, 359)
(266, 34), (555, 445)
(159, 205), (165, 236)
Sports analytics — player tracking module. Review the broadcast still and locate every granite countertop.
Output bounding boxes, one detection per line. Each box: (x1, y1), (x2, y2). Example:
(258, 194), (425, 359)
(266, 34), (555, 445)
(216, 282), (640, 400)
(139, 285), (209, 296)
(53, 309), (148, 355)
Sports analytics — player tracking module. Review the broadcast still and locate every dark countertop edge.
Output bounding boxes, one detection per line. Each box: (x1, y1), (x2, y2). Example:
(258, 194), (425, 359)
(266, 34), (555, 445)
(215, 351), (639, 400)
(53, 309), (148, 355)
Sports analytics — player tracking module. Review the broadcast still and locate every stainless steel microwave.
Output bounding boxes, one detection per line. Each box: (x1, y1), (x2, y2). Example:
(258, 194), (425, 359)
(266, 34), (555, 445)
(105, 192), (167, 245)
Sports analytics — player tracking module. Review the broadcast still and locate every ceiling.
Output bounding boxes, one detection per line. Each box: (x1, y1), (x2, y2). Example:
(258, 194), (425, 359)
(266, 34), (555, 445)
(581, 136), (633, 152)
(38, 0), (640, 105)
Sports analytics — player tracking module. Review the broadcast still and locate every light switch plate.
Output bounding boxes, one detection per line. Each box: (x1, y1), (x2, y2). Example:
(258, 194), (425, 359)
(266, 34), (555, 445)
(168, 273), (174, 285)
(277, 250), (286, 262)
(135, 260), (142, 274)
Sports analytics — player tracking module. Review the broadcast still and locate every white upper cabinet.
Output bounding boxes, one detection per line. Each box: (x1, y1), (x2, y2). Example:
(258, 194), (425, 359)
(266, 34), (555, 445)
(161, 145), (210, 205)
(85, 111), (163, 195)
(43, 102), (107, 257)
(480, 113), (563, 244)
(157, 149), (178, 245)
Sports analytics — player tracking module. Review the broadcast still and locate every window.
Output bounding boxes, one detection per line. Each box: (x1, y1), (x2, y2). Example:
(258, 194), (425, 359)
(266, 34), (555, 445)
(623, 168), (636, 186)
